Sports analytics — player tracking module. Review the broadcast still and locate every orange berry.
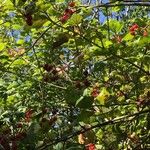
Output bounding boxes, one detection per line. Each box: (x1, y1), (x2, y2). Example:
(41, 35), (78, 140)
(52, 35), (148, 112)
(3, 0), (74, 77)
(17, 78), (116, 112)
(143, 30), (148, 37)
(69, 2), (75, 7)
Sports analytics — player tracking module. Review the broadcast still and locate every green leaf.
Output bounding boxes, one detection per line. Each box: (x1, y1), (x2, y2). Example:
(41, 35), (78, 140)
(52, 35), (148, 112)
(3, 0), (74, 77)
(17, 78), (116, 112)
(0, 43), (6, 51)
(17, 0), (27, 6)
(123, 33), (134, 41)
(17, 39), (24, 45)
(13, 59), (25, 66)
(12, 24), (22, 30)
(109, 19), (124, 33)
(77, 110), (94, 122)
(32, 19), (48, 28)
(76, 96), (93, 108)
(68, 14), (83, 26)
(65, 87), (82, 105)
(0, 20), (3, 24)
(104, 40), (113, 48)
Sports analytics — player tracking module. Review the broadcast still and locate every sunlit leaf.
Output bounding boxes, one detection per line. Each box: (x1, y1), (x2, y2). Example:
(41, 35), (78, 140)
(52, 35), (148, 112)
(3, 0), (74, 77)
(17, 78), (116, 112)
(68, 14), (83, 26)
(96, 88), (110, 105)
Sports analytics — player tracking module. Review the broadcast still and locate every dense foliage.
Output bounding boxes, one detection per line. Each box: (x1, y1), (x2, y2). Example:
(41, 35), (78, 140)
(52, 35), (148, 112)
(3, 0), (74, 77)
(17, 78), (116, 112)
(0, 0), (150, 150)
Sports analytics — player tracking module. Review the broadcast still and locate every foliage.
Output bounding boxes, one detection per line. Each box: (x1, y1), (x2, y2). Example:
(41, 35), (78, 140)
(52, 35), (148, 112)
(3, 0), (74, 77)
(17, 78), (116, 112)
(0, 0), (150, 150)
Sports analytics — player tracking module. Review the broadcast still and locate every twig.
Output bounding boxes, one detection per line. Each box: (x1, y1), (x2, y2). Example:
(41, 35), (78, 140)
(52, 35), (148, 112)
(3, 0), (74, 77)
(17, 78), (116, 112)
(114, 54), (150, 76)
(7, 24), (55, 69)
(37, 109), (150, 150)
(80, 2), (150, 8)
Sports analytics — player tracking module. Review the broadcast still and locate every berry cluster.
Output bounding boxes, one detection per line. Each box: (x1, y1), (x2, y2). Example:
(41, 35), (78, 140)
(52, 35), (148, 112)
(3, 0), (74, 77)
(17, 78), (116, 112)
(129, 23), (148, 36)
(25, 109), (33, 122)
(60, 2), (76, 23)
(43, 64), (67, 82)
(129, 24), (139, 35)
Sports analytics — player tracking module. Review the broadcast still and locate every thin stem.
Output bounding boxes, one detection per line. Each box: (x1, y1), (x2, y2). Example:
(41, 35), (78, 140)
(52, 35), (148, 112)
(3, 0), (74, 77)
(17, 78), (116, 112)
(37, 109), (150, 150)
(80, 2), (150, 8)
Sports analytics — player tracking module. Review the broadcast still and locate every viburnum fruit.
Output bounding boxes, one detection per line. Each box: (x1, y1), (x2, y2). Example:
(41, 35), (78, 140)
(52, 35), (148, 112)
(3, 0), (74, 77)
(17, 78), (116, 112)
(60, 8), (75, 23)
(85, 143), (96, 150)
(65, 8), (74, 15)
(129, 23), (139, 35)
(143, 30), (148, 36)
(60, 14), (70, 23)
(69, 2), (75, 7)
(91, 88), (99, 98)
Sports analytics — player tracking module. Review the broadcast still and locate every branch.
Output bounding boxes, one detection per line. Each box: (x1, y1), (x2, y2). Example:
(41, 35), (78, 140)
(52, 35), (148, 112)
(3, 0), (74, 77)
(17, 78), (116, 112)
(80, 2), (150, 8)
(37, 109), (150, 150)
(114, 54), (150, 76)
(6, 23), (55, 69)
(45, 16), (150, 76)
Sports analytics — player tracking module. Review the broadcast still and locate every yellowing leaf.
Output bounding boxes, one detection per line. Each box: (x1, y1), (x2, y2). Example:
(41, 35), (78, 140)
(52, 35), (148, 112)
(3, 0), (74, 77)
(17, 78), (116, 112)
(96, 88), (110, 105)
(123, 33), (134, 41)
(0, 43), (6, 51)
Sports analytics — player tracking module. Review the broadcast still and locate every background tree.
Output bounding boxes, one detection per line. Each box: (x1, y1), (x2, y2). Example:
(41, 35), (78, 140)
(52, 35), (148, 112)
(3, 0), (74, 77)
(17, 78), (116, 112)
(0, 0), (150, 150)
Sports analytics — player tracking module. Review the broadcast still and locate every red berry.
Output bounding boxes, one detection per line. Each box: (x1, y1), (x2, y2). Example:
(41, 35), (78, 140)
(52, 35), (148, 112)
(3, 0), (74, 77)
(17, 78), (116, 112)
(91, 88), (99, 98)
(64, 8), (73, 15)
(143, 30), (148, 36)
(129, 24), (139, 35)
(69, 2), (75, 7)
(132, 24), (139, 30)
(60, 14), (70, 23)
(25, 109), (33, 122)
(85, 143), (96, 150)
